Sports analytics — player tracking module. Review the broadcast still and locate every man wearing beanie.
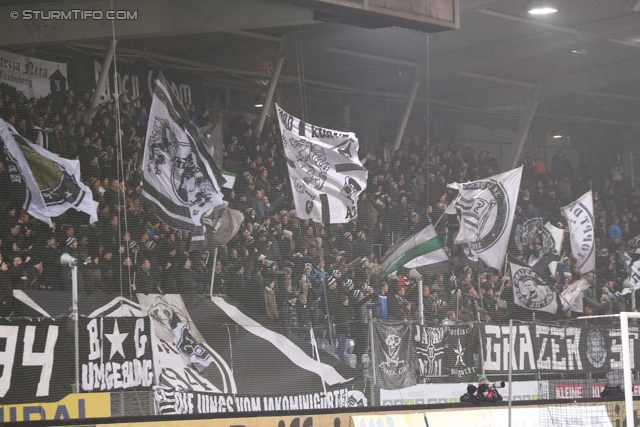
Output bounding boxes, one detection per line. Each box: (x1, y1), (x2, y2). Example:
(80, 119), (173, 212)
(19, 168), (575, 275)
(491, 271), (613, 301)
(459, 384), (479, 404)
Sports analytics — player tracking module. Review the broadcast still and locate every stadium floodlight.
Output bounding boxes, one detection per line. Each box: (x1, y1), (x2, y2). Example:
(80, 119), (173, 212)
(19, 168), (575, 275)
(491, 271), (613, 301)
(621, 312), (640, 427)
(527, 0), (558, 14)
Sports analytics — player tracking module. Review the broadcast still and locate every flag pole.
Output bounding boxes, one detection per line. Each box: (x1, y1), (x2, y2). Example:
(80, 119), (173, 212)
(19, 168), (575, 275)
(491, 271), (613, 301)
(209, 247), (218, 297)
(497, 253), (510, 300)
(433, 198), (457, 229)
(418, 277), (424, 327)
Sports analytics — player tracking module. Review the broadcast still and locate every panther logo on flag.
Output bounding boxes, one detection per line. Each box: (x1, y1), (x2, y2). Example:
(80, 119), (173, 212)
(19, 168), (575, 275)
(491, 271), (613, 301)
(542, 227), (557, 254)
(458, 179), (509, 253)
(515, 217), (543, 251)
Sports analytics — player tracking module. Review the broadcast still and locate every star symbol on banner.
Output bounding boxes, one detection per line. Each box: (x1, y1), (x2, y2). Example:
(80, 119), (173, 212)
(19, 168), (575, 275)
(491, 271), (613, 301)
(64, 190), (73, 199)
(105, 319), (128, 360)
(454, 339), (466, 366)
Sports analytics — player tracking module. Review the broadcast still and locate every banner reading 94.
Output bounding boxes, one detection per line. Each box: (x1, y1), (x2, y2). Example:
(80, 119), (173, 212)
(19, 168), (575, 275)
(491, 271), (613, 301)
(0, 319), (72, 403)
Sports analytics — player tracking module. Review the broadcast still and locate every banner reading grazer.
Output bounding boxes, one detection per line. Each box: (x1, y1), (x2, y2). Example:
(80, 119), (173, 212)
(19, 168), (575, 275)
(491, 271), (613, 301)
(0, 319), (72, 403)
(481, 323), (640, 374)
(276, 104), (367, 224)
(153, 386), (367, 415)
(80, 317), (153, 391)
(373, 320), (415, 389)
(0, 49), (67, 99)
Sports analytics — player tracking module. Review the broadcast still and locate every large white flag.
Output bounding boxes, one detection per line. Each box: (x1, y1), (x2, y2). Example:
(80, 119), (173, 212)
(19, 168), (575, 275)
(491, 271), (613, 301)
(448, 166), (522, 270)
(560, 279), (590, 312)
(142, 72), (240, 250)
(510, 262), (558, 314)
(276, 105), (367, 223)
(561, 191), (595, 273)
(543, 221), (564, 275)
(0, 120), (98, 226)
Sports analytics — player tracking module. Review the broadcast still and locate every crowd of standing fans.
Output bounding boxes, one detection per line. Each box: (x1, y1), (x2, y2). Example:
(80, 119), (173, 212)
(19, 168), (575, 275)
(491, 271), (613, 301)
(1, 82), (640, 364)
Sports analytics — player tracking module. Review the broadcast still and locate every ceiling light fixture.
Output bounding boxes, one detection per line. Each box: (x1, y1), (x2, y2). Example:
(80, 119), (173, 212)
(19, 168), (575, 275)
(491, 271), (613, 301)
(553, 135), (562, 139)
(527, 0), (558, 15)
(571, 47), (587, 54)
(254, 94), (265, 108)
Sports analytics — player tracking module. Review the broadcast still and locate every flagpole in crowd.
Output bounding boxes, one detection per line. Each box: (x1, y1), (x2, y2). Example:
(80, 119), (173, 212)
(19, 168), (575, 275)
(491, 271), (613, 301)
(418, 277), (424, 326)
(209, 247), (218, 297)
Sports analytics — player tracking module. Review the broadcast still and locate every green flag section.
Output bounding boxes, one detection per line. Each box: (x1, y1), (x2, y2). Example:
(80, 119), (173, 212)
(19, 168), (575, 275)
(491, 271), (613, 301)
(381, 225), (449, 275)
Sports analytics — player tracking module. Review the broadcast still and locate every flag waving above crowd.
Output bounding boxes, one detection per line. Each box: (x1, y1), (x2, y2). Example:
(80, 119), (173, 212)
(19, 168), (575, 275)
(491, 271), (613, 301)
(449, 166), (522, 270)
(561, 191), (595, 274)
(0, 119), (98, 226)
(276, 105), (367, 224)
(380, 225), (449, 275)
(142, 72), (240, 249)
(510, 261), (558, 314)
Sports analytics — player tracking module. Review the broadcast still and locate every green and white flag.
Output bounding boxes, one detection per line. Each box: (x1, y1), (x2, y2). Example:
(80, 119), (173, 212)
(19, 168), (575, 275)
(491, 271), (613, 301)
(380, 225), (448, 275)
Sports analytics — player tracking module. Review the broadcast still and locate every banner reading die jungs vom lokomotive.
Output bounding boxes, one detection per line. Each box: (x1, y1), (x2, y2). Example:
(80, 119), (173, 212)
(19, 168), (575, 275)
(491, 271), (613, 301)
(0, 49), (67, 99)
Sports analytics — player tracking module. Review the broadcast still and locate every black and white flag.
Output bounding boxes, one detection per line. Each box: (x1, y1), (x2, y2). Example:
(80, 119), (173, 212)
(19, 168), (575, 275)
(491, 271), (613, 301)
(560, 279), (590, 312)
(515, 216), (543, 251)
(80, 317), (154, 391)
(373, 320), (415, 390)
(619, 251), (640, 288)
(142, 72), (239, 249)
(415, 325), (445, 377)
(276, 105), (367, 223)
(153, 386), (367, 415)
(445, 325), (477, 381)
(510, 262), (558, 313)
(542, 221), (564, 275)
(0, 120), (98, 226)
(448, 166), (522, 270)
(628, 233), (640, 253)
(481, 323), (640, 374)
(137, 294), (237, 394)
(0, 319), (72, 403)
(561, 191), (595, 273)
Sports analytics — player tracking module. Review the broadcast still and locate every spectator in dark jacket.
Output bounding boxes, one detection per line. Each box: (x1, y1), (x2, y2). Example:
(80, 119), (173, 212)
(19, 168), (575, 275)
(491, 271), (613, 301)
(0, 261), (14, 317)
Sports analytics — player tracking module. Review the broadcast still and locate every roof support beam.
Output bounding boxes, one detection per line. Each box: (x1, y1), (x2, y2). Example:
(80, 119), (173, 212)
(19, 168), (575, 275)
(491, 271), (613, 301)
(393, 68), (421, 152)
(512, 86), (540, 169)
(458, 72), (536, 88)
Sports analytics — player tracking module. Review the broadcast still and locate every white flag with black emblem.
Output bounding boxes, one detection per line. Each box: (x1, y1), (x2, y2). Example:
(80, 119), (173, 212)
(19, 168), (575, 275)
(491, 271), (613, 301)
(0, 119), (98, 226)
(542, 221), (564, 275)
(448, 166), (522, 270)
(510, 262), (558, 314)
(142, 72), (239, 250)
(560, 279), (590, 312)
(276, 105), (367, 223)
(561, 191), (595, 273)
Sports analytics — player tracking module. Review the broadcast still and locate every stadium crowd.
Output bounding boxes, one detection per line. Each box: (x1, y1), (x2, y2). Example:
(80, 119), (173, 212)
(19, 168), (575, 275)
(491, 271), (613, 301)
(1, 82), (640, 364)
